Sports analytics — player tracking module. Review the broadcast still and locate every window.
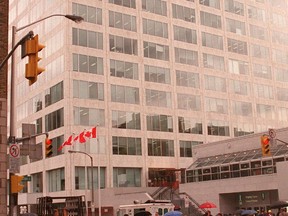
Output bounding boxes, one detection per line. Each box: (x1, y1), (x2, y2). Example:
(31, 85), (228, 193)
(254, 84), (273, 99)
(36, 118), (42, 134)
(174, 25), (197, 44)
(142, 0), (167, 16)
(112, 136), (142, 155)
(48, 168), (65, 192)
(112, 110), (141, 130)
(247, 5), (265, 22)
(72, 3), (102, 24)
(253, 64), (272, 79)
(148, 139), (174, 156)
(203, 53), (225, 71)
(45, 82), (63, 107)
(225, 0), (244, 15)
(277, 88), (288, 102)
(146, 114), (173, 132)
(143, 18), (168, 38)
(172, 4), (196, 23)
(271, 12), (287, 28)
(177, 93), (201, 111)
(109, 11), (136, 31)
(199, 0), (220, 9)
(226, 18), (245, 35)
(87, 167), (105, 189)
(278, 107), (288, 122)
(180, 140), (202, 157)
(113, 168), (141, 187)
(250, 24), (267, 40)
(109, 0), (136, 8)
(110, 35), (138, 55)
(231, 101), (252, 116)
(202, 32), (223, 50)
(200, 11), (222, 29)
(227, 38), (247, 55)
(110, 59), (138, 80)
(272, 49), (288, 64)
(256, 104), (275, 119)
(228, 59), (249, 75)
(251, 44), (269, 59)
(233, 123), (254, 137)
(272, 32), (288, 46)
(176, 70), (200, 88)
(178, 116), (203, 134)
(50, 135), (64, 157)
(205, 75), (226, 92)
(31, 172), (43, 193)
(146, 89), (172, 108)
(207, 120), (230, 136)
(230, 80), (250, 95)
(143, 41), (169, 61)
(175, 48), (198, 66)
(45, 108), (64, 132)
(205, 97), (228, 114)
(144, 65), (170, 84)
(275, 68), (288, 82)
(73, 80), (104, 101)
(32, 93), (42, 113)
(111, 85), (140, 104)
(74, 107), (105, 126)
(73, 53), (103, 75)
(72, 28), (103, 49)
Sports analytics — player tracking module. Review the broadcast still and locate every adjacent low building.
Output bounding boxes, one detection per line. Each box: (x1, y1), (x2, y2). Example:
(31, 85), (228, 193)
(181, 127), (288, 215)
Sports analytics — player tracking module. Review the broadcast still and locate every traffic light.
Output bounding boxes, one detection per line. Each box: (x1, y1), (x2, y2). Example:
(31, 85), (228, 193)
(45, 137), (53, 158)
(11, 175), (24, 193)
(261, 135), (271, 156)
(25, 34), (45, 85)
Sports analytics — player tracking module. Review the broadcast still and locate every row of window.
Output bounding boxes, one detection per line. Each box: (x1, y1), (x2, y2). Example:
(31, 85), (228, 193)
(28, 167), (139, 193)
(186, 156), (287, 182)
(72, 52), (288, 84)
(72, 28), (288, 65)
(73, 1), (287, 29)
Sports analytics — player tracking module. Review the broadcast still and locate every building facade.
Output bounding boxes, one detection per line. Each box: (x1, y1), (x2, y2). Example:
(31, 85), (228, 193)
(181, 127), (288, 215)
(8, 0), (288, 214)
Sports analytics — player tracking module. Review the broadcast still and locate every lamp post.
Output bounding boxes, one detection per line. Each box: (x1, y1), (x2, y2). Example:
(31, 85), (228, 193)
(68, 150), (96, 216)
(8, 14), (83, 216)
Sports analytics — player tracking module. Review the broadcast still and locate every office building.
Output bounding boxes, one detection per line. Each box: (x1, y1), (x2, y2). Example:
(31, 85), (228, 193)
(8, 0), (288, 214)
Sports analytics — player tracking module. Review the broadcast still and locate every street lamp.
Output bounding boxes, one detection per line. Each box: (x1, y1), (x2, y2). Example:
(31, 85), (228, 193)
(68, 150), (96, 216)
(8, 14), (83, 216)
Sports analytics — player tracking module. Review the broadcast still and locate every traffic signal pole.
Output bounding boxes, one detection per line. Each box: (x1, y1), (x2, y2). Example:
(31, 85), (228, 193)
(8, 27), (34, 216)
(0, 31), (34, 71)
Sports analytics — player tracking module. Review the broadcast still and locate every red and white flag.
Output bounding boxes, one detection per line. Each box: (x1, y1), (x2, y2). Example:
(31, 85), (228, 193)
(85, 127), (97, 139)
(58, 135), (73, 151)
(58, 126), (97, 151)
(73, 131), (86, 143)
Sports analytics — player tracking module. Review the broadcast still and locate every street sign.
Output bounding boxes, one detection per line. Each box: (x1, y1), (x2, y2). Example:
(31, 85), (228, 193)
(9, 157), (20, 173)
(22, 176), (31, 181)
(9, 144), (20, 158)
(268, 128), (276, 138)
(9, 143), (20, 173)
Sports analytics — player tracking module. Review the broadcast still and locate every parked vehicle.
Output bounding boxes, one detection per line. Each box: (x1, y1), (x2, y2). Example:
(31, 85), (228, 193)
(117, 200), (175, 216)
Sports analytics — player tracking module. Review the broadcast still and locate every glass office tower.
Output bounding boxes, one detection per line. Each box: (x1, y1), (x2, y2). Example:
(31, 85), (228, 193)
(8, 0), (288, 210)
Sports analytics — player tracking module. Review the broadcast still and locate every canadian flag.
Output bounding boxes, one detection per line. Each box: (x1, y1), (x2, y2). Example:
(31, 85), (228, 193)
(57, 126), (97, 151)
(85, 127), (97, 139)
(58, 135), (73, 151)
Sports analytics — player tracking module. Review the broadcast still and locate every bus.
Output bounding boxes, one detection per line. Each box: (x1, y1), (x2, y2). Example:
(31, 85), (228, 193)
(117, 200), (175, 216)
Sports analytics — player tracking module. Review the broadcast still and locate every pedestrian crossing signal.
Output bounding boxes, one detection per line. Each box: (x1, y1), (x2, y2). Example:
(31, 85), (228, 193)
(261, 135), (271, 156)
